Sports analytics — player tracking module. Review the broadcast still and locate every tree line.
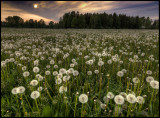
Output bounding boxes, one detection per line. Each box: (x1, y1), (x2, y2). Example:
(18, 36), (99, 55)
(1, 11), (159, 29)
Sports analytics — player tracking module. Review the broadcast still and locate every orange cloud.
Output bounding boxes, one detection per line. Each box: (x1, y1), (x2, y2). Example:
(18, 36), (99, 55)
(1, 2), (57, 24)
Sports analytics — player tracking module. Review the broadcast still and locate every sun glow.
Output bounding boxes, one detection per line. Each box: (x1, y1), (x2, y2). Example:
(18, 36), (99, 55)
(34, 4), (38, 8)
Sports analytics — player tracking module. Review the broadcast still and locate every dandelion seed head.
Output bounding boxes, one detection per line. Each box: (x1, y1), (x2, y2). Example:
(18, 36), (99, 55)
(30, 80), (38, 86)
(146, 76), (154, 83)
(59, 86), (67, 93)
(114, 95), (125, 105)
(79, 94), (88, 104)
(31, 91), (40, 99)
(33, 67), (40, 73)
(117, 71), (124, 77)
(23, 71), (30, 77)
(107, 92), (114, 99)
(136, 96), (145, 104)
(127, 94), (137, 104)
(17, 86), (25, 94)
(132, 77), (140, 84)
(150, 80), (159, 89)
(11, 88), (18, 94)
(55, 78), (62, 85)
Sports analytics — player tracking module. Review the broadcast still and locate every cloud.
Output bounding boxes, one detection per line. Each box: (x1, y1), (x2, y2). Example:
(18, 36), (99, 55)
(1, 2), (57, 24)
(1, 1), (159, 23)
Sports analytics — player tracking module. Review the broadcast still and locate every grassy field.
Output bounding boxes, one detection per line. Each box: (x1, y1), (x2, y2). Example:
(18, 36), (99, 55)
(1, 28), (159, 117)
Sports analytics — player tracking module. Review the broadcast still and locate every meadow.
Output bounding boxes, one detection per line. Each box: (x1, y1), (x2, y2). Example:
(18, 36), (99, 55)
(1, 28), (159, 117)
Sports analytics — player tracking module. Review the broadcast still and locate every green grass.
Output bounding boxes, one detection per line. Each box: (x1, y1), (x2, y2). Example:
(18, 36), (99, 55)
(1, 28), (159, 117)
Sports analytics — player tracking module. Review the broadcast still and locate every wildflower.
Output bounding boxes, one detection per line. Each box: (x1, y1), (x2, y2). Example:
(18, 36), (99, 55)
(70, 64), (75, 68)
(146, 76), (154, 83)
(54, 65), (58, 69)
(87, 71), (92, 75)
(94, 70), (99, 74)
(1, 61), (6, 68)
(119, 92), (127, 100)
(121, 69), (127, 73)
(127, 94), (137, 104)
(107, 92), (114, 99)
(30, 80), (38, 86)
(146, 70), (152, 75)
(53, 71), (58, 76)
(57, 73), (63, 79)
(150, 80), (159, 89)
(114, 95), (125, 105)
(36, 74), (43, 81)
(22, 66), (27, 71)
(46, 65), (50, 69)
(31, 91), (40, 99)
(76, 92), (79, 95)
(11, 88), (18, 94)
(37, 87), (43, 91)
(136, 96), (145, 104)
(107, 60), (112, 64)
(98, 60), (104, 66)
(63, 75), (70, 82)
(45, 71), (51, 75)
(68, 68), (74, 74)
(73, 70), (79, 76)
(79, 94), (88, 104)
(100, 103), (106, 109)
(50, 60), (54, 65)
(25, 112), (27, 115)
(34, 60), (39, 66)
(117, 71), (124, 77)
(59, 86), (67, 93)
(33, 67), (40, 73)
(55, 78), (62, 85)
(36, 74), (41, 79)
(23, 71), (30, 77)
(38, 76), (44, 81)
(59, 68), (67, 74)
(132, 77), (140, 84)
(103, 96), (110, 103)
(17, 86), (25, 94)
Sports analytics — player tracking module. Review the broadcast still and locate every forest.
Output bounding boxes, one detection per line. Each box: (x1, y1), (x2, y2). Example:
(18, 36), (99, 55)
(1, 11), (159, 29)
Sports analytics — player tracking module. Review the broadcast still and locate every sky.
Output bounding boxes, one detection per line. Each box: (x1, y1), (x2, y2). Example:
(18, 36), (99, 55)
(1, 1), (159, 24)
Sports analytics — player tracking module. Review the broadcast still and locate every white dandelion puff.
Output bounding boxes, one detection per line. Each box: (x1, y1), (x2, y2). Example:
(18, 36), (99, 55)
(30, 80), (38, 86)
(23, 71), (30, 77)
(107, 92), (115, 99)
(127, 94), (137, 104)
(37, 87), (43, 91)
(150, 80), (159, 89)
(17, 86), (25, 94)
(132, 77), (140, 84)
(59, 86), (67, 93)
(114, 95), (125, 105)
(33, 67), (40, 73)
(79, 94), (88, 104)
(55, 78), (62, 85)
(136, 96), (145, 104)
(45, 70), (51, 75)
(146, 76), (154, 83)
(117, 71), (124, 77)
(11, 88), (18, 95)
(31, 91), (40, 99)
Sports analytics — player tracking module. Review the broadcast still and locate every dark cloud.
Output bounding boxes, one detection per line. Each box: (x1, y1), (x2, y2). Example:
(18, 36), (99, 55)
(1, 1), (159, 23)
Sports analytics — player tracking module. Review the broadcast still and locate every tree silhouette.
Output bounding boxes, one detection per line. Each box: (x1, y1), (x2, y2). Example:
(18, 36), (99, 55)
(1, 12), (158, 29)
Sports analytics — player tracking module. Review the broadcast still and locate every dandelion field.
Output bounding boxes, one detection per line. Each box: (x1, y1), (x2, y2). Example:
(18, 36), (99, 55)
(1, 28), (159, 117)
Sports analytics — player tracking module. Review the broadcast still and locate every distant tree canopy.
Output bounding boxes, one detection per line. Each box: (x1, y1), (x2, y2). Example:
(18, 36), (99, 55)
(1, 12), (159, 29)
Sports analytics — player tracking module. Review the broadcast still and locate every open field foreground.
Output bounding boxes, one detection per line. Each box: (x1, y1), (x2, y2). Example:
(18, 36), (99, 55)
(1, 28), (159, 117)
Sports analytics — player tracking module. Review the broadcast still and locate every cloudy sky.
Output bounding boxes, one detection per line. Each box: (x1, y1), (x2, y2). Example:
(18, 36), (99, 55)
(1, 1), (159, 24)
